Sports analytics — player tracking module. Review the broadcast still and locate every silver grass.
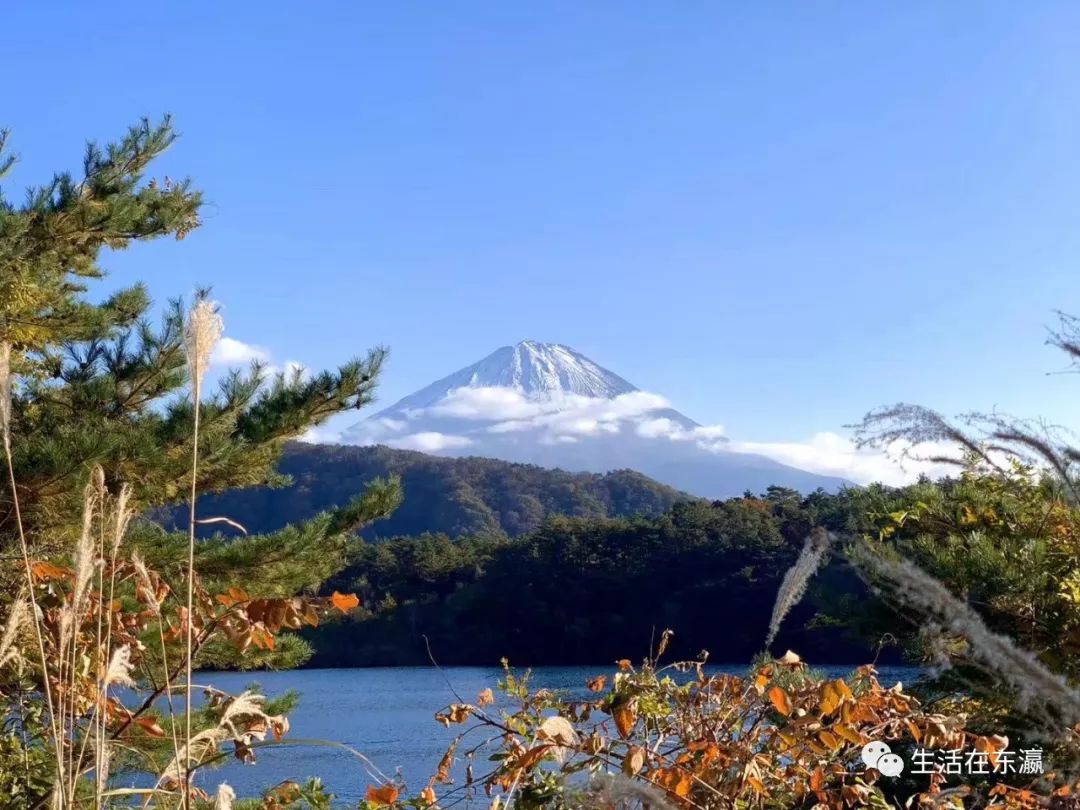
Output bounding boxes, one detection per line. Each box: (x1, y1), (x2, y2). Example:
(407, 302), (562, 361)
(765, 528), (831, 647)
(854, 549), (1080, 728)
(1, 340), (65, 803)
(579, 774), (676, 810)
(214, 784), (236, 810)
(159, 727), (229, 786)
(60, 476), (102, 646)
(183, 298), (223, 389)
(104, 645), (136, 688)
(0, 597), (28, 670)
(110, 482), (133, 556)
(94, 744), (112, 795)
(0, 342), (10, 437)
(131, 552), (160, 616)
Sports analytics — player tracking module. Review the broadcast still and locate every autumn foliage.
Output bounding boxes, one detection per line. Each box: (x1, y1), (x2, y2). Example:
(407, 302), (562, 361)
(412, 647), (1079, 810)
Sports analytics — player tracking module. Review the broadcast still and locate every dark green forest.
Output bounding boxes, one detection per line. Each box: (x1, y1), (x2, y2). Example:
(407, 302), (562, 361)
(300, 464), (1080, 673)
(302, 484), (896, 667)
(167, 442), (689, 538)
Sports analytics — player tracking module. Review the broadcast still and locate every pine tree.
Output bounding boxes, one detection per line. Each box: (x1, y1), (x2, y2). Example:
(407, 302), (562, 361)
(0, 118), (400, 806)
(0, 116), (398, 593)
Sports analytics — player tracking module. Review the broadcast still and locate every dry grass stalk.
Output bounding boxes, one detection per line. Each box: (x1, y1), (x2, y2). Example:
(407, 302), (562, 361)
(182, 297), (223, 806)
(853, 548), (1080, 729)
(765, 527), (831, 648)
(0, 595), (28, 670)
(0, 341), (67, 803)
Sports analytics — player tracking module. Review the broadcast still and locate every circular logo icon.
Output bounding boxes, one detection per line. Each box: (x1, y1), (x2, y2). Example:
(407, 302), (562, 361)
(861, 741), (891, 769)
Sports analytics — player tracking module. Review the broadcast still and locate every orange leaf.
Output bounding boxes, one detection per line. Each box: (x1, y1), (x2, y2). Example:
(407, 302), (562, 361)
(810, 766), (825, 792)
(421, 786), (437, 806)
(819, 681), (842, 716)
(271, 716), (290, 741)
(516, 744), (553, 770)
(586, 675), (607, 692)
(768, 686), (792, 716)
(135, 716), (166, 738)
(652, 767), (693, 798)
(616, 659), (632, 671)
(366, 784), (399, 806)
(613, 700), (637, 738)
(331, 591), (360, 613)
(753, 667), (771, 694)
(30, 560), (72, 583)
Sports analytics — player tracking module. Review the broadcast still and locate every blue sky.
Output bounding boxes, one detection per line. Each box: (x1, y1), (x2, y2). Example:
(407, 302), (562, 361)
(5, 2), (1080, 478)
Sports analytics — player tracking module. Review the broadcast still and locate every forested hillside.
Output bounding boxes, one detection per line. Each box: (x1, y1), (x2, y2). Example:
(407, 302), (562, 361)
(308, 486), (881, 666)
(174, 442), (691, 538)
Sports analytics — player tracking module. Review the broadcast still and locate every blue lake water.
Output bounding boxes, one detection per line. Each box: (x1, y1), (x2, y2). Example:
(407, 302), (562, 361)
(129, 664), (919, 805)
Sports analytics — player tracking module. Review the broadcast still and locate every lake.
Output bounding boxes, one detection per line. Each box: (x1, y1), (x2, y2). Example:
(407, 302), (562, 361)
(141, 664), (919, 804)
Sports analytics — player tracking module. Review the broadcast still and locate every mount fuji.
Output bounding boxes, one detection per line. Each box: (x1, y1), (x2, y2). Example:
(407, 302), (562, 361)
(338, 340), (847, 498)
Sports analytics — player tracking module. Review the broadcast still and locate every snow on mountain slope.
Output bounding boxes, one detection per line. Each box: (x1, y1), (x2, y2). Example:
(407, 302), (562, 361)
(337, 340), (847, 497)
(376, 340), (641, 414)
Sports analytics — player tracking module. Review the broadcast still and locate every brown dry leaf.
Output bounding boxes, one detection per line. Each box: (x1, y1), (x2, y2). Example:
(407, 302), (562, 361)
(421, 786), (437, 806)
(30, 560), (72, 582)
(613, 700), (637, 738)
(768, 686), (792, 716)
(833, 724), (863, 745)
(818, 730), (840, 751)
(135, 716), (166, 737)
(819, 681), (842, 716)
(905, 720), (922, 743)
(753, 667), (771, 694)
(515, 744), (553, 770)
(270, 716), (289, 741)
(583, 732), (604, 754)
(616, 659), (632, 671)
(435, 739), (458, 784)
(777, 650), (802, 667)
(586, 675), (607, 692)
(266, 781), (302, 803)
(623, 746), (646, 776)
(477, 688), (494, 706)
(331, 591), (360, 613)
(652, 767), (693, 798)
(810, 766), (825, 792)
(657, 628), (674, 658)
(366, 784), (400, 806)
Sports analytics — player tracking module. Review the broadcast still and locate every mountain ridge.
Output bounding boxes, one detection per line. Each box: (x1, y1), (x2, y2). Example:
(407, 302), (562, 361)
(172, 442), (692, 539)
(338, 340), (847, 498)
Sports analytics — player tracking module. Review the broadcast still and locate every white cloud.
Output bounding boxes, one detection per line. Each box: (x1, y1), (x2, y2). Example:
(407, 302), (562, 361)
(730, 432), (959, 486)
(211, 337), (271, 367)
(429, 387), (539, 420)
(344, 385), (727, 449)
(297, 425), (343, 444)
(635, 417), (729, 451)
(321, 383), (974, 486)
(387, 432), (474, 452)
(430, 386), (670, 427)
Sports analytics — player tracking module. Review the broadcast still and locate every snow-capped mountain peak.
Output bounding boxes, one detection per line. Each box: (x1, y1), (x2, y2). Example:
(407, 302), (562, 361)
(375, 340), (639, 417)
(334, 340), (848, 498)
